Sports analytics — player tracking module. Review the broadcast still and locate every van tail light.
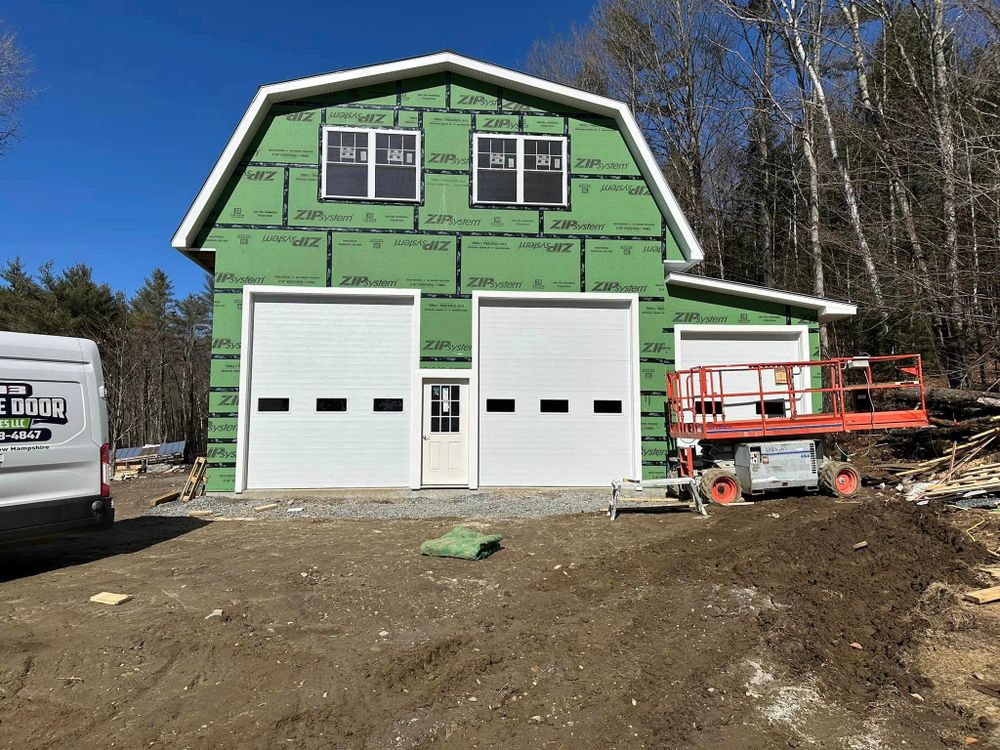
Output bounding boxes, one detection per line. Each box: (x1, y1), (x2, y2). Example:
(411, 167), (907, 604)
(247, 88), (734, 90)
(100, 443), (111, 498)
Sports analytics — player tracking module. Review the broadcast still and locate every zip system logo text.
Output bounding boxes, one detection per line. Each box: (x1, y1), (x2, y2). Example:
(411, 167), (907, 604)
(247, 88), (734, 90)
(339, 276), (399, 288)
(466, 277), (524, 290)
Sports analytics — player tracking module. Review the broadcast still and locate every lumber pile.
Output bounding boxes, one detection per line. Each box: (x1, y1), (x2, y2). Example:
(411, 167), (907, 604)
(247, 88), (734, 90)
(919, 462), (1000, 502)
(893, 418), (999, 480)
(892, 416), (1000, 503)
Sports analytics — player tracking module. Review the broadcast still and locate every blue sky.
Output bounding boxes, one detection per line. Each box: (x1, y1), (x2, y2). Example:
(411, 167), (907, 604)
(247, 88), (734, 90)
(1, 1), (590, 298)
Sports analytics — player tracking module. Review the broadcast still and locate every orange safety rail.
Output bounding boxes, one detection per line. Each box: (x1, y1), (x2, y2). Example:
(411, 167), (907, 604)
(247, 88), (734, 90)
(666, 354), (928, 441)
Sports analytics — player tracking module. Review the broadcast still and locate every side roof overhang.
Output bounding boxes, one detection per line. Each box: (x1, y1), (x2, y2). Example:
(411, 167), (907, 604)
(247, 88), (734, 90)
(171, 51), (705, 272)
(666, 273), (857, 322)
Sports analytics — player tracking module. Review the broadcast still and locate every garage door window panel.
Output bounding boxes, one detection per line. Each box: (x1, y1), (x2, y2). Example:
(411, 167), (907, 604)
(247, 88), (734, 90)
(258, 398), (289, 412)
(755, 399), (787, 417)
(373, 398), (404, 412)
(322, 127), (420, 201)
(473, 134), (566, 206)
(316, 398), (347, 412)
(593, 399), (623, 414)
(486, 398), (516, 413)
(540, 399), (569, 413)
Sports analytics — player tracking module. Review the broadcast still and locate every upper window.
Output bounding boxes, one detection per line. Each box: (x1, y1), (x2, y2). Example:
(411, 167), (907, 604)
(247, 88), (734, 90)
(322, 127), (420, 202)
(472, 134), (567, 206)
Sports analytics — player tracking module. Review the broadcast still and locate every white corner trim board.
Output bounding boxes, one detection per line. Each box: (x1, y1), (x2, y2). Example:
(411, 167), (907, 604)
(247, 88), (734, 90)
(666, 273), (857, 322)
(172, 51), (704, 269)
(235, 286), (422, 493)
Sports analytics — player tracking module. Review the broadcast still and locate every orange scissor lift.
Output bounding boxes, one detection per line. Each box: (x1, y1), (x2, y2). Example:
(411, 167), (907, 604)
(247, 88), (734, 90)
(667, 354), (928, 505)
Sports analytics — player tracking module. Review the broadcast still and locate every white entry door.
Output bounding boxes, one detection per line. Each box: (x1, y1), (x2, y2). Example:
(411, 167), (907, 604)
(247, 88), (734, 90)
(421, 380), (469, 486)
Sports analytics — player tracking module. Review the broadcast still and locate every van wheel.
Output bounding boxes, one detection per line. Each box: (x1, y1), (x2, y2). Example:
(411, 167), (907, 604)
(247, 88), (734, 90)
(820, 461), (860, 498)
(698, 468), (743, 505)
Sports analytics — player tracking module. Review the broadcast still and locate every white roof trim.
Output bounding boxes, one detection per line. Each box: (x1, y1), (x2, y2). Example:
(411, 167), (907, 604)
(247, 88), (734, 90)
(171, 51), (704, 267)
(666, 273), (857, 322)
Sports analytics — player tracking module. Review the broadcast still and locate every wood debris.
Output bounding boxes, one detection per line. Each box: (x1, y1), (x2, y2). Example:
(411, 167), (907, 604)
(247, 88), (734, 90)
(150, 491), (180, 507)
(894, 428), (998, 480)
(89, 592), (133, 606)
(963, 585), (1000, 605)
(253, 502), (279, 512)
(892, 420), (1000, 503)
(181, 457), (207, 502)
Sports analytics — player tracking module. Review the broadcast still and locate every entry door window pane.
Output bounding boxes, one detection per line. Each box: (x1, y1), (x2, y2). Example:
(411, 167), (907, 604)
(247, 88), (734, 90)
(430, 384), (461, 433)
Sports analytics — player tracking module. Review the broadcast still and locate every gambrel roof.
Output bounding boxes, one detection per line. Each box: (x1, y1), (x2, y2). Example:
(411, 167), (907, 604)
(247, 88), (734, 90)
(171, 51), (705, 270)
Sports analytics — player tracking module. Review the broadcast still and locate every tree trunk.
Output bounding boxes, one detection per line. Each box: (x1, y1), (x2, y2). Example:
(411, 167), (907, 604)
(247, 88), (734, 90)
(774, 0), (889, 334)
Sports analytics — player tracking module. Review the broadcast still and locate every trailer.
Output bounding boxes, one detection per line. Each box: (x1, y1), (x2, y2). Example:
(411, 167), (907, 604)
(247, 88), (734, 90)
(610, 354), (928, 516)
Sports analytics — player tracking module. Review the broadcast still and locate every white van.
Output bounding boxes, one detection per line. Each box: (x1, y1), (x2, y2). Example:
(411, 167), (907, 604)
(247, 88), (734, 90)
(0, 332), (113, 542)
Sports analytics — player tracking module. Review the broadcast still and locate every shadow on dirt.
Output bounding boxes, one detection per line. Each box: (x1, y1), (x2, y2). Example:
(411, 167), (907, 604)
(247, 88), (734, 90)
(0, 516), (209, 582)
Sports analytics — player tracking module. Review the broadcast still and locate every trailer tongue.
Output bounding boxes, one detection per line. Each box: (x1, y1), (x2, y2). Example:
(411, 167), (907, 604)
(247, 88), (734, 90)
(610, 354), (928, 518)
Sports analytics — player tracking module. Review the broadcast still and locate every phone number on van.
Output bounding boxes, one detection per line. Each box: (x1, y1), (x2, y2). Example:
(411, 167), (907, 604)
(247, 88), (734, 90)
(0, 429), (52, 442)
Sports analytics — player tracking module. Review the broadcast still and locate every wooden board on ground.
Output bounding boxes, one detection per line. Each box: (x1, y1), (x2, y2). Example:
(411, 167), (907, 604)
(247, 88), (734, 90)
(89, 592), (133, 606)
(963, 585), (1000, 604)
(253, 502), (279, 512)
(150, 491), (180, 508)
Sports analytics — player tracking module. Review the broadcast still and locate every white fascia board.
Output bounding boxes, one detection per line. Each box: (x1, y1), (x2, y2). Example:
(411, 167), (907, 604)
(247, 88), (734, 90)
(171, 52), (705, 265)
(666, 273), (857, 322)
(665, 257), (699, 273)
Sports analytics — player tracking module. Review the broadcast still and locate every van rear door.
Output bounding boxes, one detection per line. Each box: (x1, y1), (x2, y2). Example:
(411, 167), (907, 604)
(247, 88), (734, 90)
(0, 354), (100, 507)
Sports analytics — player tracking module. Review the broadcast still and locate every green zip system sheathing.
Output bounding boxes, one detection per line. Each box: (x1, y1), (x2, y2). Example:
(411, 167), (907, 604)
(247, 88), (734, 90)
(197, 73), (820, 490)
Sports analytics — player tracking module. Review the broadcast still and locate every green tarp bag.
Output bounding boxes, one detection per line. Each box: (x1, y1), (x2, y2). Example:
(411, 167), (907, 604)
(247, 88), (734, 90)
(420, 526), (503, 560)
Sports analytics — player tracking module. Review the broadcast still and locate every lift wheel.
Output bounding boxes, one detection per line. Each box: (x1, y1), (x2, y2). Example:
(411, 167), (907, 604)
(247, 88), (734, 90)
(819, 461), (860, 498)
(698, 468), (743, 505)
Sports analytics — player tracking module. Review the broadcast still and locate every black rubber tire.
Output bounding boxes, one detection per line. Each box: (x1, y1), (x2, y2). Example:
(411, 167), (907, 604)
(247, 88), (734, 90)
(697, 468), (743, 505)
(819, 461), (860, 498)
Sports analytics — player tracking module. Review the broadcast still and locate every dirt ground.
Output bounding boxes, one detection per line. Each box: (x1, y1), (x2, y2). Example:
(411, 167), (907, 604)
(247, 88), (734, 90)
(1, 477), (998, 748)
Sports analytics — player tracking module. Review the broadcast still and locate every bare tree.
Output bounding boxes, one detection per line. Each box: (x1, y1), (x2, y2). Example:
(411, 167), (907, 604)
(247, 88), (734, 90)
(528, 0), (1000, 386)
(0, 21), (33, 156)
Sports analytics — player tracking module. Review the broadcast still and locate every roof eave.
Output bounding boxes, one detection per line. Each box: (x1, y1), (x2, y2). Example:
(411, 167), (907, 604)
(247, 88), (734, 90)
(666, 272), (857, 323)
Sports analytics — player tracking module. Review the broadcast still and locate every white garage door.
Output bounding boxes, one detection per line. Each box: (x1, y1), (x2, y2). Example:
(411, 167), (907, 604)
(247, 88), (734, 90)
(478, 299), (636, 486)
(674, 327), (809, 424)
(245, 294), (414, 489)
